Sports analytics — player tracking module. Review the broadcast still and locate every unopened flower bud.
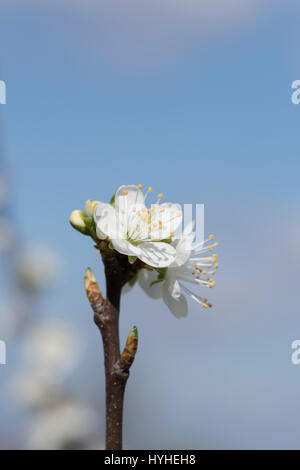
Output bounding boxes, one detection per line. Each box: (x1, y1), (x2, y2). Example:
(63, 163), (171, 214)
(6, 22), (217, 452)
(84, 267), (103, 304)
(120, 326), (138, 368)
(69, 210), (91, 235)
(85, 200), (100, 217)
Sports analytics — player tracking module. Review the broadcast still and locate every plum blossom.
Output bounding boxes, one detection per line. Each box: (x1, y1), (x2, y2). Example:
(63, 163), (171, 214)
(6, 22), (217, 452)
(139, 221), (219, 318)
(93, 184), (183, 268)
(16, 245), (60, 292)
(26, 400), (98, 450)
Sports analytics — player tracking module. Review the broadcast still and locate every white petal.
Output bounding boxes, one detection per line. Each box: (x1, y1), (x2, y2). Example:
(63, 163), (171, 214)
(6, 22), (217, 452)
(162, 279), (188, 318)
(115, 185), (145, 213)
(170, 233), (194, 267)
(138, 268), (163, 299)
(170, 267), (202, 286)
(122, 282), (134, 295)
(183, 220), (195, 235)
(149, 226), (174, 241)
(157, 202), (183, 233)
(94, 203), (119, 240)
(138, 242), (176, 268)
(180, 282), (207, 305)
(96, 226), (107, 240)
(111, 238), (141, 257)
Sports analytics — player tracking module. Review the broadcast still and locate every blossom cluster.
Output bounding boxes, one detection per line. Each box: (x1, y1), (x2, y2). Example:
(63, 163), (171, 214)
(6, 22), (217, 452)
(70, 185), (219, 318)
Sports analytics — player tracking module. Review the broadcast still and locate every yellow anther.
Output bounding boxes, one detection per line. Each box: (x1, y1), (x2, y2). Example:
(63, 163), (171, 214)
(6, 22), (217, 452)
(211, 270), (216, 275)
(177, 211), (182, 217)
(170, 232), (174, 237)
(215, 263), (219, 269)
(208, 303), (213, 308)
(203, 303), (209, 308)
(213, 242), (219, 247)
(153, 222), (157, 227)
(203, 298), (207, 302)
(157, 193), (163, 199)
(160, 208), (165, 213)
(153, 237), (159, 242)
(212, 254), (217, 263)
(202, 270), (207, 275)
(138, 184), (143, 189)
(208, 246), (213, 252)
(209, 280), (216, 288)
(122, 190), (128, 195)
(121, 209), (125, 214)
(209, 234), (214, 240)
(148, 187), (153, 192)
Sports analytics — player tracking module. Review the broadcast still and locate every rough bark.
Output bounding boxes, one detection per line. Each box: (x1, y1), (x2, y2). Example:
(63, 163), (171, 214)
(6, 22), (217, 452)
(84, 244), (140, 450)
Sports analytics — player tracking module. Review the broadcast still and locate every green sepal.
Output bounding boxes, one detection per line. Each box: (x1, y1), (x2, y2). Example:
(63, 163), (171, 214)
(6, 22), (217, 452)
(70, 221), (90, 236)
(128, 256), (137, 265)
(110, 194), (115, 207)
(129, 272), (139, 287)
(87, 218), (98, 242)
(150, 267), (167, 286)
(160, 237), (172, 244)
(150, 279), (164, 286)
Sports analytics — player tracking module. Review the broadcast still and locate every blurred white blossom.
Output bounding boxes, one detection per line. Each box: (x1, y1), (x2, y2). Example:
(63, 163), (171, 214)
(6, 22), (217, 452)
(0, 303), (19, 339)
(26, 400), (98, 449)
(11, 372), (61, 408)
(22, 321), (82, 382)
(16, 244), (60, 292)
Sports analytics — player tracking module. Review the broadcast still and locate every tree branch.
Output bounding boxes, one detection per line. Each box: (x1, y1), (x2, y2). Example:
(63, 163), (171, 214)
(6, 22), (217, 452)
(84, 267), (138, 450)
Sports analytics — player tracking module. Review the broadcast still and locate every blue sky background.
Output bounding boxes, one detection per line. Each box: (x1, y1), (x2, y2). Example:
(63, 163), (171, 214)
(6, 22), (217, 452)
(0, 0), (300, 449)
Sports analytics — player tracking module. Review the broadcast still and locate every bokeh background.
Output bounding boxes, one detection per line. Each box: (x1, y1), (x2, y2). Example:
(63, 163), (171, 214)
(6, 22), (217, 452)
(0, 0), (300, 449)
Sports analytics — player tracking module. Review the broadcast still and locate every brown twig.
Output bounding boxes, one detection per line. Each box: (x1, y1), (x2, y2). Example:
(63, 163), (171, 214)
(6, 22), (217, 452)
(84, 264), (138, 450)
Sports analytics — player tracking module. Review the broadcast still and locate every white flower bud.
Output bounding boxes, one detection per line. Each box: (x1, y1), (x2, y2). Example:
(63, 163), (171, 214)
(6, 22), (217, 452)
(85, 200), (100, 217)
(69, 210), (91, 235)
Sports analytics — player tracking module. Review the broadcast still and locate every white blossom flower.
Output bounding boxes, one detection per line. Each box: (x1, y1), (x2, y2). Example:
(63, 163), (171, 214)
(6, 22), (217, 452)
(26, 400), (98, 450)
(0, 302), (19, 339)
(22, 321), (82, 383)
(16, 244), (60, 292)
(139, 221), (219, 318)
(11, 371), (61, 408)
(94, 184), (183, 268)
